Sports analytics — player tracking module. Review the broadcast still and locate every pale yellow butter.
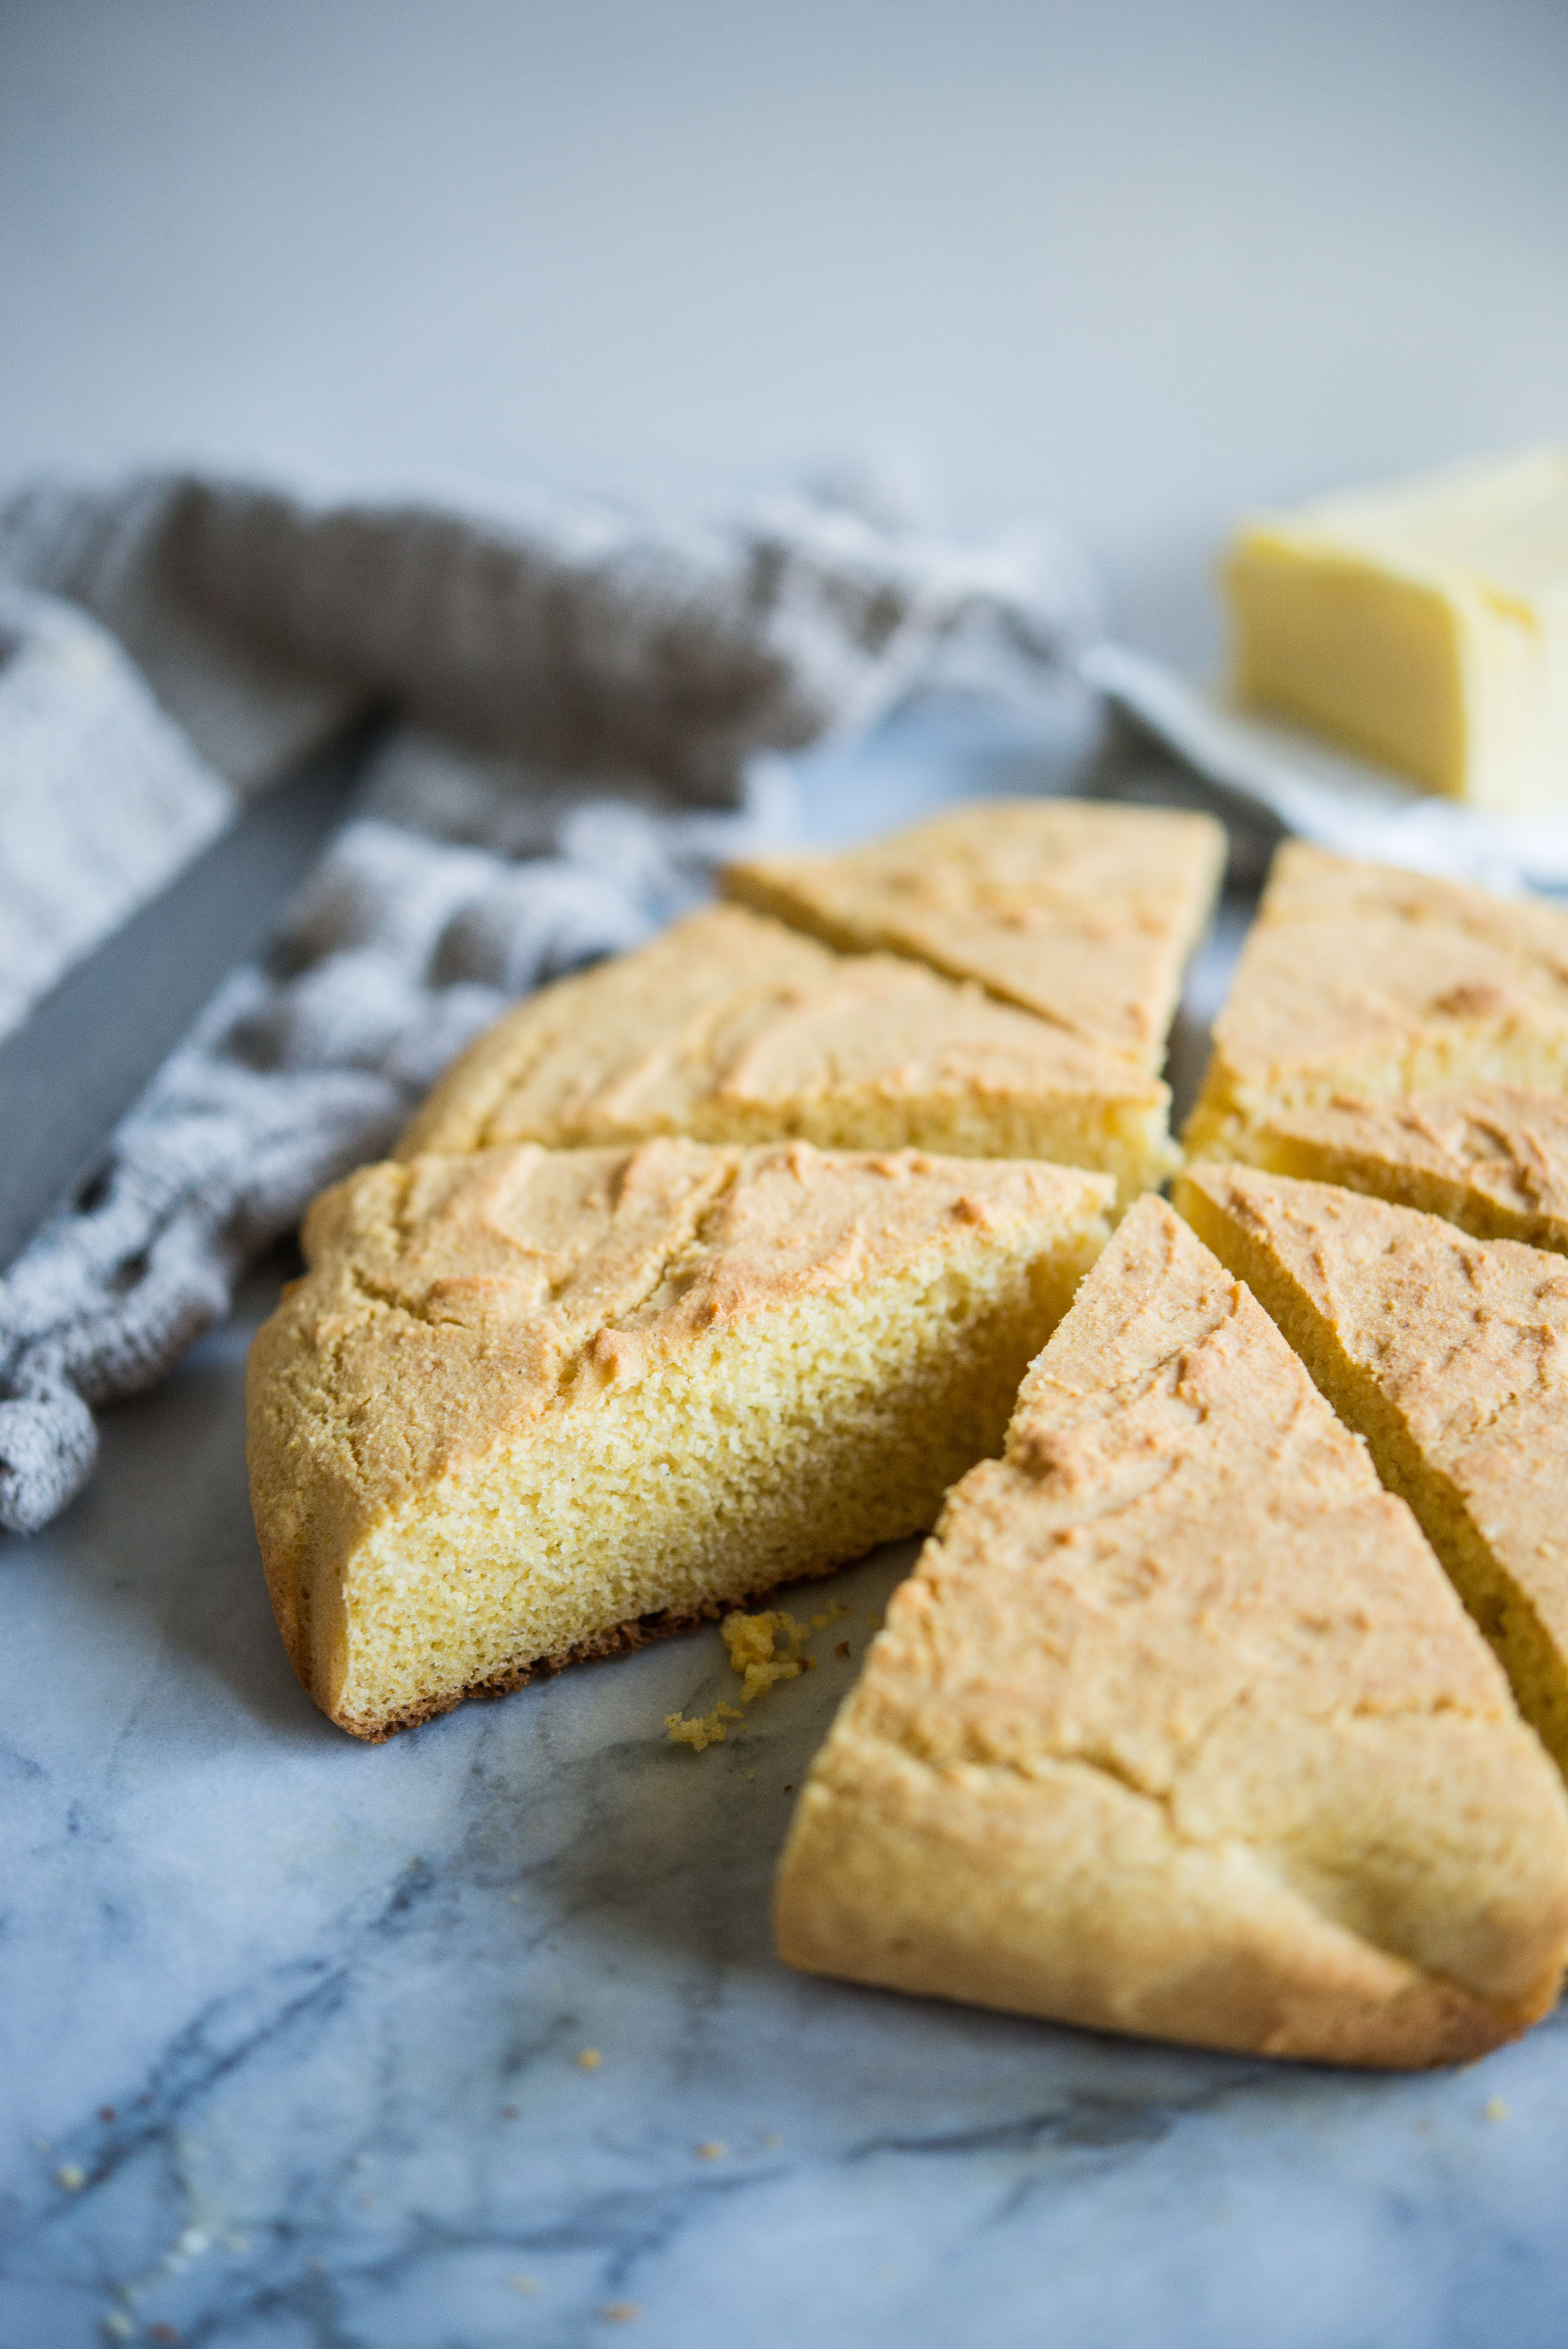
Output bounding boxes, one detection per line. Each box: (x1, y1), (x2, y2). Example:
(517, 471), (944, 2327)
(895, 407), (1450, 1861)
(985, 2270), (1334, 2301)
(1225, 449), (1568, 812)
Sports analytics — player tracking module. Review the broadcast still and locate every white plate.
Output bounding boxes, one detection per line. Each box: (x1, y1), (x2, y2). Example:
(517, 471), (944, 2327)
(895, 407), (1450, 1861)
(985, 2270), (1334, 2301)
(1082, 640), (1568, 894)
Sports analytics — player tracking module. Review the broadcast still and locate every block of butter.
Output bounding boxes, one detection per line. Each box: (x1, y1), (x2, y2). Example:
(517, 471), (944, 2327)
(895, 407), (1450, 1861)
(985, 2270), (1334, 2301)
(1224, 449), (1568, 813)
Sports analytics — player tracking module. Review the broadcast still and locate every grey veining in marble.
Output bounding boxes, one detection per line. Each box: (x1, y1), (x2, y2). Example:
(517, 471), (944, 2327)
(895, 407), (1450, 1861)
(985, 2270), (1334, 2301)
(7, 715), (1568, 2349)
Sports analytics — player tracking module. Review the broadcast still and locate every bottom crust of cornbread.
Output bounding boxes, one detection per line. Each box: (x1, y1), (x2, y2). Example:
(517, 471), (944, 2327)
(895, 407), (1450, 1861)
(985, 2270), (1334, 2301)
(249, 1137), (1112, 1739)
(334, 1571), (839, 1742)
(775, 1197), (1568, 2067)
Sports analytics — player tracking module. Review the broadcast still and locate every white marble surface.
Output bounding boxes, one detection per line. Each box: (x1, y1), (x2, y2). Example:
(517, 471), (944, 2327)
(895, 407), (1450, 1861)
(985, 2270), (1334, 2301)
(7, 715), (1568, 2349)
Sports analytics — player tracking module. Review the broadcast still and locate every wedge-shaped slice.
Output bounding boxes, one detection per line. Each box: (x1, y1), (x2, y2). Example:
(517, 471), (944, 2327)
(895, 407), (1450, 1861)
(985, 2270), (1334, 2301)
(722, 798), (1225, 1071)
(1259, 1087), (1568, 1252)
(248, 1137), (1111, 1741)
(1184, 842), (1568, 1162)
(776, 1196), (1568, 2067)
(399, 903), (1178, 1204)
(1179, 1164), (1568, 1782)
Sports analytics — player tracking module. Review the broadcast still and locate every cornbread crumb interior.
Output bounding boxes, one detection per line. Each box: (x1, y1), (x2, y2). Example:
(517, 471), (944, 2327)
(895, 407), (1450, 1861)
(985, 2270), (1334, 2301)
(247, 1137), (1112, 1739)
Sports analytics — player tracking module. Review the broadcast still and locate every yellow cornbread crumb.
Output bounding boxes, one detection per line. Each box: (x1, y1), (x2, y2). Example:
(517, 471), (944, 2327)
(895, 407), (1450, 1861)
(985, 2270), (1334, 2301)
(601, 2304), (640, 2323)
(664, 1699), (743, 1751)
(578, 2048), (602, 2071)
(1485, 2096), (1510, 2122)
(697, 2140), (727, 2160)
(723, 1608), (811, 1700)
(57, 2165), (84, 2192)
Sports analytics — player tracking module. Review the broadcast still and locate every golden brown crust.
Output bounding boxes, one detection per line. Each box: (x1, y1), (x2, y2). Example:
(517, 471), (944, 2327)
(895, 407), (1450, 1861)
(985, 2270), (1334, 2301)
(1184, 843), (1568, 1161)
(1258, 1085), (1568, 1251)
(775, 1196), (1568, 2067)
(1177, 1162), (1568, 1779)
(396, 902), (1173, 1201)
(721, 798), (1225, 1069)
(248, 1137), (1112, 1738)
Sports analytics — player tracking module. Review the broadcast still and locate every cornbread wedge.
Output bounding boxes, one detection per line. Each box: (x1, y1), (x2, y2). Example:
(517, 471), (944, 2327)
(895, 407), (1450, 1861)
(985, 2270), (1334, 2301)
(1178, 1164), (1568, 1782)
(776, 1196), (1568, 2067)
(1184, 842), (1568, 1163)
(722, 797), (1225, 1071)
(1259, 1087), (1568, 1253)
(248, 1138), (1112, 1740)
(400, 903), (1179, 1205)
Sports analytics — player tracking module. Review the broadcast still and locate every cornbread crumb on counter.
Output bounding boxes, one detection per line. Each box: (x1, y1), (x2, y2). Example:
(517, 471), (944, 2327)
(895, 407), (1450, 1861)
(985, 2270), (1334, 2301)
(722, 797), (1225, 1072)
(775, 1196), (1568, 2068)
(1256, 1086), (1568, 1253)
(664, 1700), (743, 1752)
(247, 1137), (1112, 1739)
(666, 1603), (843, 1748)
(1178, 1163), (1568, 1780)
(1183, 843), (1568, 1166)
(398, 902), (1181, 1208)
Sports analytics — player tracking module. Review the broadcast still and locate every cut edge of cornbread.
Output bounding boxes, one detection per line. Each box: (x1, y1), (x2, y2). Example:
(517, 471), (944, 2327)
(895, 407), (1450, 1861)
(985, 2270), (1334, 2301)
(775, 1195), (1568, 2068)
(397, 902), (1180, 1208)
(1182, 843), (1568, 1165)
(720, 796), (1226, 1071)
(1176, 1164), (1568, 1781)
(1256, 1088), (1568, 1254)
(248, 1139), (1112, 1740)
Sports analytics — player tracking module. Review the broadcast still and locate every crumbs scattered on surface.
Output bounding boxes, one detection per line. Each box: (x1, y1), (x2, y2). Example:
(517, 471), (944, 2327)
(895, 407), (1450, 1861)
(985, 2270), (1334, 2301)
(666, 1600), (851, 1748)
(724, 1609), (809, 1700)
(697, 2140), (727, 2160)
(57, 2164), (84, 2192)
(601, 2304), (640, 2324)
(1484, 2096), (1510, 2122)
(578, 2048), (602, 2071)
(835, 1641), (851, 1658)
(665, 1699), (743, 1751)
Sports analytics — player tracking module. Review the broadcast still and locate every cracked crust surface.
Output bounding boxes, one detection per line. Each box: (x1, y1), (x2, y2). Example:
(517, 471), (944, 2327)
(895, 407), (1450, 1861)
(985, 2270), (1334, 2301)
(775, 1196), (1568, 2067)
(1178, 1163), (1568, 1782)
(1257, 1085), (1568, 1252)
(397, 901), (1176, 1205)
(248, 1136), (1112, 1738)
(1184, 843), (1568, 1162)
(721, 797), (1225, 1071)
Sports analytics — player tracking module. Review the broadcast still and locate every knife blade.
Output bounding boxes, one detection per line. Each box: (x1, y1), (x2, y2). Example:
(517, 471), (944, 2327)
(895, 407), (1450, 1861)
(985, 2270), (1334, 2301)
(0, 715), (380, 1276)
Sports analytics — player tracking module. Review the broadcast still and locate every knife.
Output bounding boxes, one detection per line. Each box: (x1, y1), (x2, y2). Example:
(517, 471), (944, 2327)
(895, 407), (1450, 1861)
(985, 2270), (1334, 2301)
(0, 715), (380, 1276)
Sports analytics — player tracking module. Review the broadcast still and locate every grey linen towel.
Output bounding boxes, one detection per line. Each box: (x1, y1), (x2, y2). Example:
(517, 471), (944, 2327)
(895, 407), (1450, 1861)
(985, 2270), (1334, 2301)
(0, 470), (1098, 1535)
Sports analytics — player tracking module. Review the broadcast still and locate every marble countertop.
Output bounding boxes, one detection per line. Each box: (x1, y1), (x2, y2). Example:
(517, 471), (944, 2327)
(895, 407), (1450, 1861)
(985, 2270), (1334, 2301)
(6, 715), (1568, 2349)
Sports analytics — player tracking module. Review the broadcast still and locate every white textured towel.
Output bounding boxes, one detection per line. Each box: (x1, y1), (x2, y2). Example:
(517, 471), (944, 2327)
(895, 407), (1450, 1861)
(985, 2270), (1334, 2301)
(0, 470), (1097, 1533)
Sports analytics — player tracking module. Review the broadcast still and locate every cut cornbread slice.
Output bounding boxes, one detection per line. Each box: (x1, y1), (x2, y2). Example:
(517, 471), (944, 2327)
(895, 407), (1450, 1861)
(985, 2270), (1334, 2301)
(1225, 448), (1568, 810)
(248, 1137), (1112, 1741)
(1178, 1163), (1568, 1782)
(721, 797), (1225, 1071)
(399, 902), (1178, 1205)
(1259, 1087), (1568, 1253)
(776, 1196), (1568, 2068)
(1183, 841), (1568, 1162)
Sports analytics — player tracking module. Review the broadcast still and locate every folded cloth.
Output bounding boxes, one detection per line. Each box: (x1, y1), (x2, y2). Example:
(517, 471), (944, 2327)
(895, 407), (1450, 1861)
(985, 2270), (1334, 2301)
(0, 468), (1098, 1534)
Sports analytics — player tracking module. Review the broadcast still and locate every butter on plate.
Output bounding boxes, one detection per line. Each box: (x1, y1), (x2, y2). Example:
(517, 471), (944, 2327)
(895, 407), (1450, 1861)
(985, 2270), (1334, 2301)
(1225, 449), (1568, 814)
